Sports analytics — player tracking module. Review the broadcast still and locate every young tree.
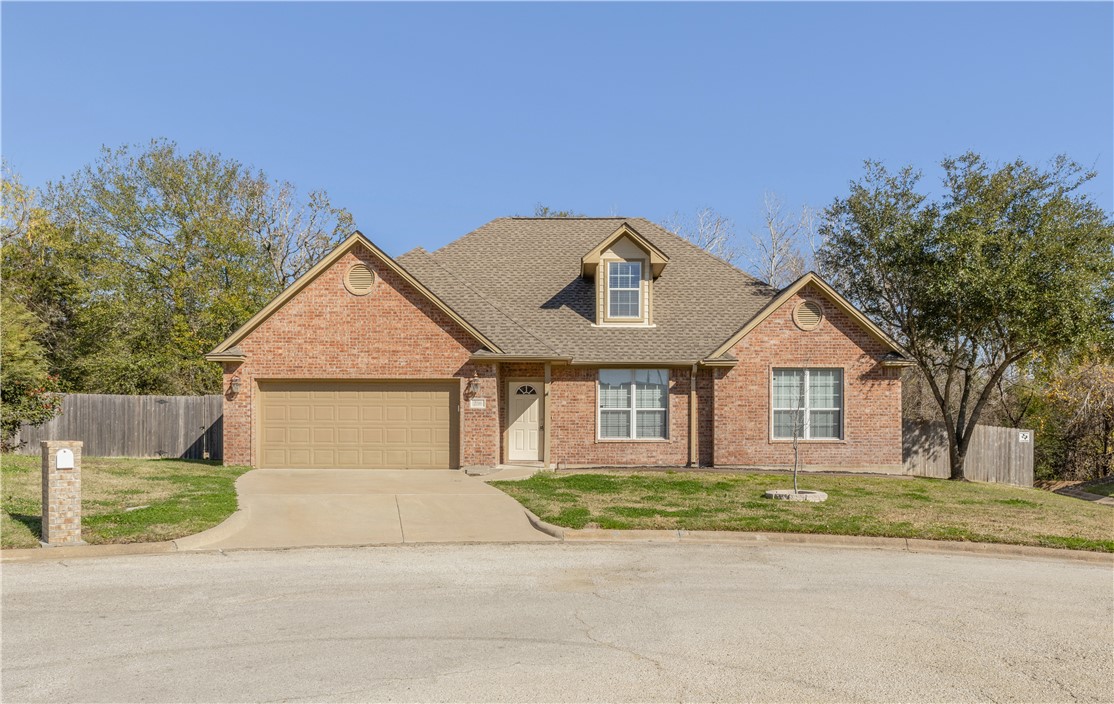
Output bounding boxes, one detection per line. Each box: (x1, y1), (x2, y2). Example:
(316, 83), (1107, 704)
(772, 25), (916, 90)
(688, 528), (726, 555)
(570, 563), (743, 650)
(747, 193), (817, 288)
(662, 207), (740, 264)
(819, 154), (1114, 480)
(252, 182), (355, 290)
(532, 204), (585, 218)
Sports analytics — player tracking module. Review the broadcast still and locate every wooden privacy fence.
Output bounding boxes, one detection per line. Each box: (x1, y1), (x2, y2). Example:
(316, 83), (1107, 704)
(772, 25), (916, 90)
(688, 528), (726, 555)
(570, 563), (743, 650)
(14, 394), (223, 460)
(904, 420), (1033, 487)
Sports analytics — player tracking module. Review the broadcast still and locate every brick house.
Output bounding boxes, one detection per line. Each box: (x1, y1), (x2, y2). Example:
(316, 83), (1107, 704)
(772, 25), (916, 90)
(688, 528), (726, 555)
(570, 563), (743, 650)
(207, 218), (912, 472)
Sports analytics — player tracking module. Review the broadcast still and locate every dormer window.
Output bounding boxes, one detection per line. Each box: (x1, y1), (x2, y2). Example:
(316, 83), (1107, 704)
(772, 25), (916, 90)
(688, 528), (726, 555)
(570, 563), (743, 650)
(608, 261), (642, 318)
(581, 222), (669, 327)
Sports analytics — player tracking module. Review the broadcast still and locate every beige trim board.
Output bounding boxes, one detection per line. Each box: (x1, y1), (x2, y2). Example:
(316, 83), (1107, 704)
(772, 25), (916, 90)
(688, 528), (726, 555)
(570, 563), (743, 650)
(471, 354), (573, 364)
(699, 358), (738, 368)
(568, 359), (700, 368)
(205, 353), (247, 363)
(207, 231), (502, 358)
(709, 272), (909, 360)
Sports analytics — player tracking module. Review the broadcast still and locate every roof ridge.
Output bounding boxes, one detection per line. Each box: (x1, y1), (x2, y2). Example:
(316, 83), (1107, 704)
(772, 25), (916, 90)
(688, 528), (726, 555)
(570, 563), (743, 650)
(415, 249), (563, 357)
(509, 216), (629, 220)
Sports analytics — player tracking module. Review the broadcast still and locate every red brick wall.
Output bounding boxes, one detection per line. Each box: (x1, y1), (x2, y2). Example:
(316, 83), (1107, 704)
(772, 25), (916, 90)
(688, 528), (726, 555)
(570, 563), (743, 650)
(220, 248), (897, 471)
(712, 283), (903, 471)
(547, 366), (694, 467)
(221, 244), (499, 467)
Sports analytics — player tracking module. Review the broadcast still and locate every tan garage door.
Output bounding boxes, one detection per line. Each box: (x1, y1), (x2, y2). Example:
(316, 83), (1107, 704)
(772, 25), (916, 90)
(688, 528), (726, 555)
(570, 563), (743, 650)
(259, 381), (458, 469)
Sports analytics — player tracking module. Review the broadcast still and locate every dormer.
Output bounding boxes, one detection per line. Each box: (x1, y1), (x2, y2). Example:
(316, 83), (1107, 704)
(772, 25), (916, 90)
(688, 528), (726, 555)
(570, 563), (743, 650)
(581, 223), (669, 326)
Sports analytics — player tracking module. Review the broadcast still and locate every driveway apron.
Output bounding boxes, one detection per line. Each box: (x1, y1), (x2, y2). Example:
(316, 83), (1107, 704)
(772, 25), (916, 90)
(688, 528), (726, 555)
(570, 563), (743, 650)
(176, 469), (553, 550)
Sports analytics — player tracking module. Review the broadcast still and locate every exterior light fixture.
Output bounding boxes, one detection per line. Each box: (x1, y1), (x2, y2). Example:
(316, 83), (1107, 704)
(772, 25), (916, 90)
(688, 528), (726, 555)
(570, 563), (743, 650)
(229, 377), (242, 395)
(465, 377), (480, 396)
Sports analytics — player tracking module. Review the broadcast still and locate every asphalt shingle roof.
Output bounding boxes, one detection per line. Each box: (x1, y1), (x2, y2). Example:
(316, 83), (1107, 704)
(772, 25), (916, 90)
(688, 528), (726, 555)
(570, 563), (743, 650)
(395, 217), (778, 363)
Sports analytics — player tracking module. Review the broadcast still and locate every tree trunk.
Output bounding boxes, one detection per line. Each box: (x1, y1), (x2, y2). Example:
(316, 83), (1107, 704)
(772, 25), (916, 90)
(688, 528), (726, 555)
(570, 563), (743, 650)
(948, 442), (967, 481)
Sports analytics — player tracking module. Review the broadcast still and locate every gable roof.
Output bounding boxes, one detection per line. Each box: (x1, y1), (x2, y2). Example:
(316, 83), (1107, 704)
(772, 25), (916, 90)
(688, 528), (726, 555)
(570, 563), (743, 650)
(581, 222), (670, 278)
(206, 232), (503, 360)
(708, 272), (910, 359)
(397, 217), (778, 363)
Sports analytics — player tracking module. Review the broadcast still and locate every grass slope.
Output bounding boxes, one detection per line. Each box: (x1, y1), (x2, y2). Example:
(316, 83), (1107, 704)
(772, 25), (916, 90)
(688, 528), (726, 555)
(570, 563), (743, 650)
(493, 471), (1114, 552)
(1, 454), (250, 549)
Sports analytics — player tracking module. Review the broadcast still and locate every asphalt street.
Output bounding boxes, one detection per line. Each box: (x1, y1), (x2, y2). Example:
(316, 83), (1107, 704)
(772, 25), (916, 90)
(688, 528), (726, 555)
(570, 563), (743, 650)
(2, 543), (1111, 702)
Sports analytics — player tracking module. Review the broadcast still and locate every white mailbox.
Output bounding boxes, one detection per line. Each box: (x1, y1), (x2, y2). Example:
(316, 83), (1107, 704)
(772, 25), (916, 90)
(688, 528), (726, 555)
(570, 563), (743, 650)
(56, 448), (75, 469)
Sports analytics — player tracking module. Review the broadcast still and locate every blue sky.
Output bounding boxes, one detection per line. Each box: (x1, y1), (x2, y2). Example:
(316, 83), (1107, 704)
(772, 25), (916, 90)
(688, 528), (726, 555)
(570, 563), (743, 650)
(3, 2), (1112, 255)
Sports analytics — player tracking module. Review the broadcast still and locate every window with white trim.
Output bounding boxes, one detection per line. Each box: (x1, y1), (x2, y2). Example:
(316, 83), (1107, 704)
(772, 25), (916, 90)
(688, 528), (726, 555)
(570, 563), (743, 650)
(607, 261), (642, 318)
(772, 368), (843, 440)
(598, 369), (668, 439)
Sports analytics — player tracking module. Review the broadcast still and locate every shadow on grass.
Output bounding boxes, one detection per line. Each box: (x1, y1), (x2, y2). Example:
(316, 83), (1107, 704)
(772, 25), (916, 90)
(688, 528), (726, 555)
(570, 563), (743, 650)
(7, 513), (42, 541)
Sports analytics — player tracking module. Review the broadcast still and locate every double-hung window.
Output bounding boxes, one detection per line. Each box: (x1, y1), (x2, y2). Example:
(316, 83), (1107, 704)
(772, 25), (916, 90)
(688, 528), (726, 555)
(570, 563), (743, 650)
(598, 369), (668, 439)
(772, 368), (843, 440)
(608, 261), (642, 318)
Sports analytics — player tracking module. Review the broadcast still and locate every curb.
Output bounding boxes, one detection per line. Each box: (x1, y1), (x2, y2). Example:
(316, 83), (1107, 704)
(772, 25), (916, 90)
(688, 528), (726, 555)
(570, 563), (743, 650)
(523, 509), (565, 539)
(0, 541), (178, 563)
(556, 528), (1113, 564)
(172, 506), (253, 551)
(5, 523), (1108, 566)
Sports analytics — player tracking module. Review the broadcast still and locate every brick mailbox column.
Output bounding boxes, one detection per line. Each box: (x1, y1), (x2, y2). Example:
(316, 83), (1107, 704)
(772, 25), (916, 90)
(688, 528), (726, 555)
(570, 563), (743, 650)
(41, 440), (84, 546)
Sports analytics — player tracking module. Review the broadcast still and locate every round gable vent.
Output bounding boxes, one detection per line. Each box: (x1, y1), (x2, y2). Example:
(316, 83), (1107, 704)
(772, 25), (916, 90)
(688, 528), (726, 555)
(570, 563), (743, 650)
(793, 300), (824, 331)
(345, 264), (375, 295)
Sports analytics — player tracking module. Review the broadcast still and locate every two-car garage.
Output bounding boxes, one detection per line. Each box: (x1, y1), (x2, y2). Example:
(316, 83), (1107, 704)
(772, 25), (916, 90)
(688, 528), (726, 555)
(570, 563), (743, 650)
(258, 381), (458, 469)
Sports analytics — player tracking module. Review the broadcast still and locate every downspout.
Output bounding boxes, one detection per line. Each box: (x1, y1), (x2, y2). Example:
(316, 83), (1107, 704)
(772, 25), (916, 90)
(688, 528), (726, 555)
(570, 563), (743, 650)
(544, 362), (552, 469)
(689, 363), (698, 467)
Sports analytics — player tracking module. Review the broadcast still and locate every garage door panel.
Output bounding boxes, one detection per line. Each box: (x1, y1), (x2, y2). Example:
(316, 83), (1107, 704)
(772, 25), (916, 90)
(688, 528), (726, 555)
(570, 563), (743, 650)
(259, 381), (457, 469)
(289, 405), (311, 421)
(288, 427), (311, 444)
(337, 449), (360, 465)
(361, 428), (384, 444)
(385, 406), (408, 422)
(264, 406), (287, 421)
(337, 405), (360, 421)
(337, 427), (360, 444)
(263, 427), (287, 443)
(384, 428), (407, 444)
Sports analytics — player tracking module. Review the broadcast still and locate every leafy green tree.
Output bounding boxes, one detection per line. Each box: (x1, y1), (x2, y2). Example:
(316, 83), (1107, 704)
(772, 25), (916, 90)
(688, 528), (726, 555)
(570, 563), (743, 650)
(819, 154), (1114, 480)
(2, 141), (355, 396)
(1, 290), (62, 448)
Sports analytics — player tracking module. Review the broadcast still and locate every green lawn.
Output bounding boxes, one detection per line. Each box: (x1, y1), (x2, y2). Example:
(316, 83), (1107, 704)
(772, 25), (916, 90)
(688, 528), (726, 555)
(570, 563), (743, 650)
(1, 454), (250, 549)
(493, 471), (1114, 552)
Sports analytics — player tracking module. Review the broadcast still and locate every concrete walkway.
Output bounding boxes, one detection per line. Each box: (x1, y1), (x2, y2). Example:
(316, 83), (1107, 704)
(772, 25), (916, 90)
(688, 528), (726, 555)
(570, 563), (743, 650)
(1053, 477), (1114, 506)
(175, 469), (554, 550)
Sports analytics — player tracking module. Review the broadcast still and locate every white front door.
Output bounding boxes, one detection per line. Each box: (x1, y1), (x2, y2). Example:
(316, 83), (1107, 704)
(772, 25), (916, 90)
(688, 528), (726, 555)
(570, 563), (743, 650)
(508, 382), (542, 461)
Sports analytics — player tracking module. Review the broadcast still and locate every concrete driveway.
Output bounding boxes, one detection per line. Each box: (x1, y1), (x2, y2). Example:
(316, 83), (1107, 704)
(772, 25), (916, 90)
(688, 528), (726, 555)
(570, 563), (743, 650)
(176, 469), (553, 550)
